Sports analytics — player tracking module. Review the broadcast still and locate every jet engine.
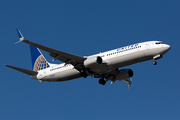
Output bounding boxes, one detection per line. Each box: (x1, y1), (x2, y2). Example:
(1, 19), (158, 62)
(115, 69), (133, 80)
(84, 56), (102, 67)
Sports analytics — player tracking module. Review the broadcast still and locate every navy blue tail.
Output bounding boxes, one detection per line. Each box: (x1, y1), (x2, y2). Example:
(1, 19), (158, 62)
(30, 45), (50, 71)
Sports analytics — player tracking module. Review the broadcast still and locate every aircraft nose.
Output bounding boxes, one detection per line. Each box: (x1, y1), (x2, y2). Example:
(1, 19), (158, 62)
(164, 44), (171, 52)
(166, 44), (171, 51)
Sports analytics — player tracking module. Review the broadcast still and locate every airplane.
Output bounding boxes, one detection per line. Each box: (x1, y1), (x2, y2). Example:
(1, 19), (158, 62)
(5, 29), (171, 88)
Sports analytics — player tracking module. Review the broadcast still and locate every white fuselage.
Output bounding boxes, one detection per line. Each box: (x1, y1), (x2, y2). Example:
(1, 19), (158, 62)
(31, 41), (170, 82)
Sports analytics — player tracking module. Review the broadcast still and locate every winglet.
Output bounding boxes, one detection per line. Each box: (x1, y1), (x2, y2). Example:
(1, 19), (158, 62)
(120, 78), (132, 89)
(17, 29), (24, 38)
(128, 78), (132, 89)
(15, 29), (25, 44)
(128, 83), (131, 89)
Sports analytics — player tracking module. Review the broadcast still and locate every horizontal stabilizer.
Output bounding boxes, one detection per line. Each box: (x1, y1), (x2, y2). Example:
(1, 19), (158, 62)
(5, 65), (38, 75)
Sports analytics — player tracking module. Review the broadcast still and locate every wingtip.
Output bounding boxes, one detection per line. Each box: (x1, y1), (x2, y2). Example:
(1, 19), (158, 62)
(16, 29), (25, 44)
(5, 64), (12, 68)
(128, 84), (130, 89)
(17, 29), (23, 38)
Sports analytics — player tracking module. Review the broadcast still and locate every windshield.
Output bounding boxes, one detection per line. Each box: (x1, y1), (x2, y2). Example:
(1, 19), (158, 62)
(155, 42), (164, 44)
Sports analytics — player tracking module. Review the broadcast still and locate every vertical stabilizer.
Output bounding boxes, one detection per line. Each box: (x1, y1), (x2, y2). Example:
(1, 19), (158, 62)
(30, 45), (50, 71)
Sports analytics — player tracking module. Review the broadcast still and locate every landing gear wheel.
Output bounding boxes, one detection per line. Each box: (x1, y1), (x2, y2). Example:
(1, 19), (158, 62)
(101, 81), (106, 85)
(99, 79), (106, 85)
(80, 72), (88, 78)
(153, 61), (157, 65)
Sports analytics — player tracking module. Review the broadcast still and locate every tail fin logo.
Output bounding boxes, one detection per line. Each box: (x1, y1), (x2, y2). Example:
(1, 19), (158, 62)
(33, 55), (50, 71)
(30, 45), (50, 72)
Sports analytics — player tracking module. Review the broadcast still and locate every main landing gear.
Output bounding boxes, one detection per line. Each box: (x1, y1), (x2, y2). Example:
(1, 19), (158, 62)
(80, 72), (88, 78)
(99, 78), (106, 85)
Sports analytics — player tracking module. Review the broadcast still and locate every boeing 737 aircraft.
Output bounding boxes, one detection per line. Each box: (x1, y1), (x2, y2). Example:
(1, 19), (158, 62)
(5, 29), (171, 88)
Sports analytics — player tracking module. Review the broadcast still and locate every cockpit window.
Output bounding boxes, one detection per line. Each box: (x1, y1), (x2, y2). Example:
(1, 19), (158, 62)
(155, 42), (164, 44)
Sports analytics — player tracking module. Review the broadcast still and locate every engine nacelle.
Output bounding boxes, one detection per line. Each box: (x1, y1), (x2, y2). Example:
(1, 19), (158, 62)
(84, 56), (102, 68)
(115, 69), (133, 80)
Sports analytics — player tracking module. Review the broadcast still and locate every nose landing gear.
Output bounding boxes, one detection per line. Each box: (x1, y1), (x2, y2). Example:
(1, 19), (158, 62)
(153, 54), (162, 65)
(153, 61), (157, 65)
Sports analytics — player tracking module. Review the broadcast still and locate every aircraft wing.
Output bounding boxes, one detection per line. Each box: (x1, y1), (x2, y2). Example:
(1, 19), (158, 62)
(22, 39), (86, 70)
(16, 29), (86, 71)
(96, 69), (132, 88)
(23, 39), (85, 62)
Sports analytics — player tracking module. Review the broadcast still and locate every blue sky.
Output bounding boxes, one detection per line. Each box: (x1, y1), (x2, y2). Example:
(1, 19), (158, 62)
(1, 0), (179, 120)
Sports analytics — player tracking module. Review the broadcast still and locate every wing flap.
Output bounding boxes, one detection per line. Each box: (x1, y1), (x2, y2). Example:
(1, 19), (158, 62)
(5, 65), (38, 75)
